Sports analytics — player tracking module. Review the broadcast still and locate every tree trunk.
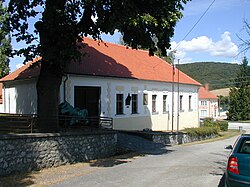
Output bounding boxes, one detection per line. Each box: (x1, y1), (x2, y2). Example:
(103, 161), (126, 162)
(36, 61), (62, 132)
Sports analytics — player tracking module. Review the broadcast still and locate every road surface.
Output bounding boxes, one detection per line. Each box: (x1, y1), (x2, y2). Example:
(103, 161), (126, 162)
(49, 135), (239, 187)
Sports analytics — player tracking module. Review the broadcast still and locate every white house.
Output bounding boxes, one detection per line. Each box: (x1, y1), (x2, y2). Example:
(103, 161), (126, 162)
(199, 85), (218, 120)
(0, 38), (201, 131)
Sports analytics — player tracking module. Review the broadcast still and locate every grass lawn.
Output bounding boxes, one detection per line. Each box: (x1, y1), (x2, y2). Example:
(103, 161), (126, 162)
(182, 129), (242, 146)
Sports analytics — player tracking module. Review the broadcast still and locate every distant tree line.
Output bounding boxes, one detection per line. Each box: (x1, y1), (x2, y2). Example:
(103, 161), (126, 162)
(177, 62), (250, 90)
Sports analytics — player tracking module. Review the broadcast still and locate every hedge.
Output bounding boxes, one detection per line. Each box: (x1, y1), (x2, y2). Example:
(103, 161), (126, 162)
(184, 126), (219, 137)
(202, 118), (228, 131)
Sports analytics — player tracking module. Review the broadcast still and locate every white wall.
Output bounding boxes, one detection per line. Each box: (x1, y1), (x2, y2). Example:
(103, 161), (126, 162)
(65, 75), (200, 131)
(2, 75), (200, 131)
(199, 98), (218, 119)
(2, 80), (37, 114)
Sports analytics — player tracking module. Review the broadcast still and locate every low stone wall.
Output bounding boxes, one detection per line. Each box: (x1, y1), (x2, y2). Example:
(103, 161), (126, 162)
(126, 131), (217, 145)
(0, 131), (117, 176)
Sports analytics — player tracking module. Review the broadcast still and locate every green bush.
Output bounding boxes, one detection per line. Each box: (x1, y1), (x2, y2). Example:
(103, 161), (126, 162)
(184, 126), (219, 137)
(216, 121), (228, 131)
(203, 118), (228, 131)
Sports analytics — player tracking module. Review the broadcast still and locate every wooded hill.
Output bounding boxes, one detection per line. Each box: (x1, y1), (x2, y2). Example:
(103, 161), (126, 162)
(177, 62), (241, 90)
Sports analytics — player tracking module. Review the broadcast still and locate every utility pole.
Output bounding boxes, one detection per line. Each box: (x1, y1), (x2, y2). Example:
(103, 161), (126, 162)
(177, 59), (180, 132)
(172, 63), (175, 132)
(169, 50), (176, 132)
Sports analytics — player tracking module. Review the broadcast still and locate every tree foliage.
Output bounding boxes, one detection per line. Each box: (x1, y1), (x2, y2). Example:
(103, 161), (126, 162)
(7, 0), (191, 132)
(0, 2), (11, 78)
(8, 0), (190, 68)
(177, 62), (245, 90)
(227, 57), (250, 121)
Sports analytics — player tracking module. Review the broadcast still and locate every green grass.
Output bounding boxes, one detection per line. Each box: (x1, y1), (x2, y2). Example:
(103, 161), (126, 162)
(182, 129), (242, 146)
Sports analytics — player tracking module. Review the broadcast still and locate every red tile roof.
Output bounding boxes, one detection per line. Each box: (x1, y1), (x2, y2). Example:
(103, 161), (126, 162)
(0, 38), (200, 86)
(0, 58), (41, 82)
(199, 87), (218, 99)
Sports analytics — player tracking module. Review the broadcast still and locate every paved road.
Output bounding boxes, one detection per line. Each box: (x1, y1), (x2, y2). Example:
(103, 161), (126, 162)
(49, 135), (240, 187)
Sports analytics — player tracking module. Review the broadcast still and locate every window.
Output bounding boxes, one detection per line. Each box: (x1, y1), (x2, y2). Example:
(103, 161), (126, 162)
(189, 95), (192, 111)
(132, 94), (138, 114)
(179, 95), (183, 111)
(152, 95), (157, 113)
(116, 94), (124, 115)
(143, 93), (148, 105)
(163, 95), (167, 113)
(201, 110), (207, 117)
(238, 138), (250, 154)
(201, 101), (207, 106)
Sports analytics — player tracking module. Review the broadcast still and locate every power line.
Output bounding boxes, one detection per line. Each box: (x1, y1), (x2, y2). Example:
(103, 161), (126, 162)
(173, 0), (216, 51)
(197, 75), (250, 84)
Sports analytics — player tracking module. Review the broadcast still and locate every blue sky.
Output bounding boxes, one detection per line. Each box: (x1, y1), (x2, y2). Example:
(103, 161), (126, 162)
(9, 0), (250, 71)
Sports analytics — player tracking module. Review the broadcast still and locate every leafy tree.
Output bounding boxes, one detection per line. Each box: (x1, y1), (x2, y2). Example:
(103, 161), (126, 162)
(218, 95), (229, 112)
(0, 2), (11, 78)
(7, 0), (191, 132)
(227, 57), (250, 121)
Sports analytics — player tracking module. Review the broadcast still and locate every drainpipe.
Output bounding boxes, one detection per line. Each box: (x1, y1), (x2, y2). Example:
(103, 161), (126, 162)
(63, 75), (69, 102)
(3, 83), (6, 113)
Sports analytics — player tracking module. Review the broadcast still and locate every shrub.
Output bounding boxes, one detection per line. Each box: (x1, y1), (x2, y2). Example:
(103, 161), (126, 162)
(184, 126), (219, 137)
(203, 119), (228, 131)
(216, 121), (228, 131)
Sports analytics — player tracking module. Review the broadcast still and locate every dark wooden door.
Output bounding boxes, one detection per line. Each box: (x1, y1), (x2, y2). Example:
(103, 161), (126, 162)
(74, 86), (101, 117)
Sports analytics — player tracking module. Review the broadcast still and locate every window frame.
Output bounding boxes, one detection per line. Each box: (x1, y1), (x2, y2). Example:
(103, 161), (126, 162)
(201, 101), (207, 106)
(188, 95), (192, 112)
(131, 94), (138, 114)
(179, 95), (183, 112)
(163, 95), (167, 113)
(143, 93), (148, 105)
(201, 110), (207, 117)
(116, 93), (124, 115)
(152, 94), (157, 114)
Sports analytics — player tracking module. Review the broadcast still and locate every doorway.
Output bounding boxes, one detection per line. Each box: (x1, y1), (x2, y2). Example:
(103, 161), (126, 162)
(74, 86), (101, 117)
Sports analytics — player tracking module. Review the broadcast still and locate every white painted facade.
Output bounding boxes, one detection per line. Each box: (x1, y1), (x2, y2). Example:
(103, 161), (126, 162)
(61, 75), (200, 131)
(2, 79), (37, 114)
(2, 75), (200, 131)
(199, 98), (218, 119)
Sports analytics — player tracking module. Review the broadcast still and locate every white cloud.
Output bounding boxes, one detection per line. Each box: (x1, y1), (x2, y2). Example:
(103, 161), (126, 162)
(209, 32), (238, 57)
(177, 36), (213, 52)
(170, 31), (239, 63)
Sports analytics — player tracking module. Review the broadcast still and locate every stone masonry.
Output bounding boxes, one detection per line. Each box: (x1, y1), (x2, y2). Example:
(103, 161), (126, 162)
(0, 131), (117, 176)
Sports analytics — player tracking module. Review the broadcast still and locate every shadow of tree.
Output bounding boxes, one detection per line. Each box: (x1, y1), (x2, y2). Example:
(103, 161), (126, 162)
(0, 172), (37, 187)
(89, 152), (140, 168)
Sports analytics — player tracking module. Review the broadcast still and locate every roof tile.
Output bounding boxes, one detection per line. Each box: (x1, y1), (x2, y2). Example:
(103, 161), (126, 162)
(0, 38), (201, 86)
(199, 87), (218, 99)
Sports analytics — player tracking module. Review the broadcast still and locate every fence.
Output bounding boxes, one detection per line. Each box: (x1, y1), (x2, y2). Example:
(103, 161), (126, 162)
(0, 113), (113, 134)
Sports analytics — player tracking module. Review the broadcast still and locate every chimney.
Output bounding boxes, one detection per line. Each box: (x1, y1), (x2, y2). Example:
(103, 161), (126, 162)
(204, 83), (209, 91)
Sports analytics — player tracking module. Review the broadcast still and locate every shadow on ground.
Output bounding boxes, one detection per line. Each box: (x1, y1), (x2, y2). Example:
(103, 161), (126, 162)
(89, 132), (175, 168)
(218, 173), (226, 187)
(89, 152), (142, 167)
(117, 132), (173, 155)
(0, 172), (38, 187)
